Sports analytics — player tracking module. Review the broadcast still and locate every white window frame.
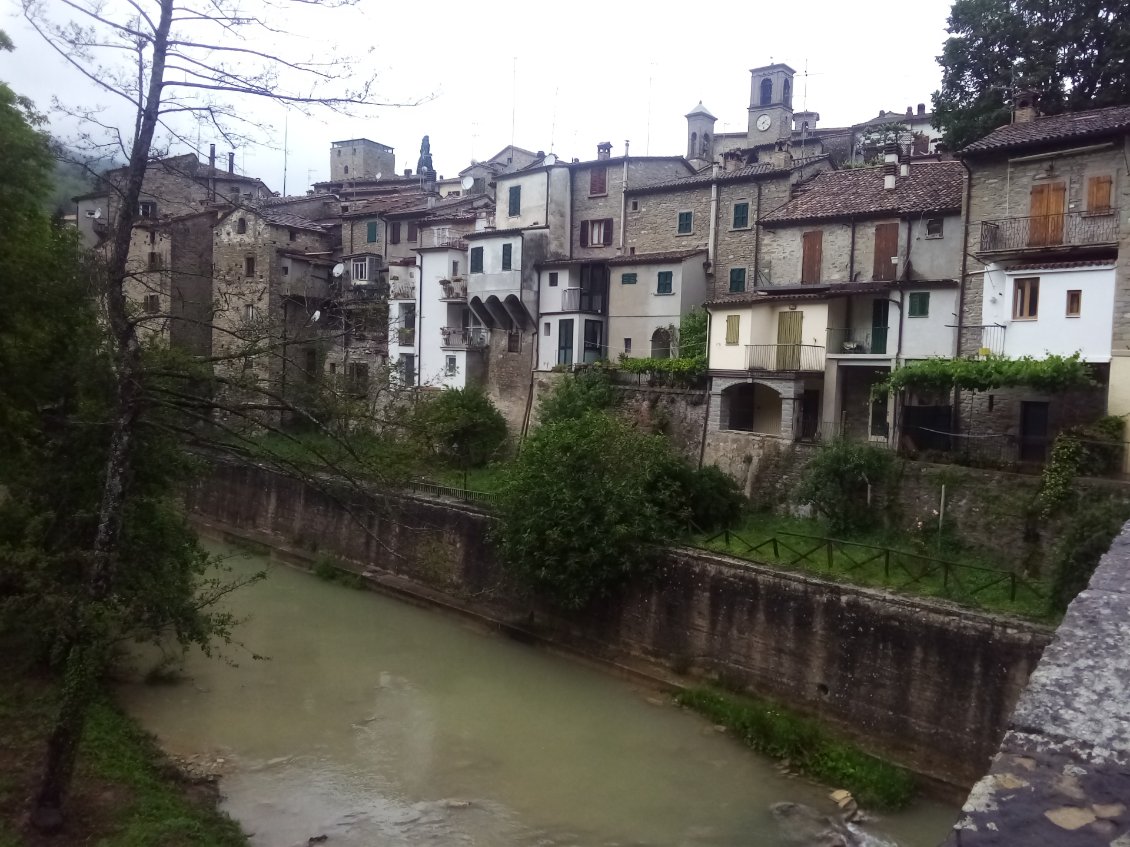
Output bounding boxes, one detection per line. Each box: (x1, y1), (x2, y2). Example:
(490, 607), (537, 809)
(352, 257), (368, 281)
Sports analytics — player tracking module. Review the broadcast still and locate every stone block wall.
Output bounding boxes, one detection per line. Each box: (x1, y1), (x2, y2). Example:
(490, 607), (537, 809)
(187, 459), (1052, 790)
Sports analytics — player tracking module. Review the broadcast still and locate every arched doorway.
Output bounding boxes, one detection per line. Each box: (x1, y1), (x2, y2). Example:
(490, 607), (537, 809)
(651, 327), (672, 359)
(721, 382), (781, 434)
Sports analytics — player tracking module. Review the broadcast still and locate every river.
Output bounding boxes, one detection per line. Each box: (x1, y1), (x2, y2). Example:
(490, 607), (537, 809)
(119, 542), (958, 847)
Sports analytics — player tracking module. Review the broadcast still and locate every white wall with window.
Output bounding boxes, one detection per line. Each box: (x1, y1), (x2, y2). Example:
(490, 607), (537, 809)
(900, 286), (959, 359)
(417, 246), (484, 389)
(982, 263), (1115, 361)
(606, 255), (707, 361)
(706, 301), (830, 371)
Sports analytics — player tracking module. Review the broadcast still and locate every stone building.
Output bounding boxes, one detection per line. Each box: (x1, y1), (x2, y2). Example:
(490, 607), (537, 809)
(703, 156), (964, 451)
(957, 100), (1130, 463)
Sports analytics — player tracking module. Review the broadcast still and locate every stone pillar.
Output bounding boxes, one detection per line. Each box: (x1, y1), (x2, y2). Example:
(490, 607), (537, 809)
(777, 380), (801, 440)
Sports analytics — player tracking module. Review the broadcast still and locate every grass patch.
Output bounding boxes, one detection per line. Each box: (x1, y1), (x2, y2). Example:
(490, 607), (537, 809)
(426, 462), (510, 493)
(312, 554), (365, 589)
(0, 657), (247, 846)
(675, 686), (915, 811)
(692, 512), (1052, 621)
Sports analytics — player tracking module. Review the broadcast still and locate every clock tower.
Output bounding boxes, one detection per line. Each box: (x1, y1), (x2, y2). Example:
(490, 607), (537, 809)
(747, 63), (796, 147)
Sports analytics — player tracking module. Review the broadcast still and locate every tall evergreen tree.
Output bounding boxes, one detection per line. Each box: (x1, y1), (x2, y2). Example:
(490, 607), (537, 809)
(933, 0), (1130, 150)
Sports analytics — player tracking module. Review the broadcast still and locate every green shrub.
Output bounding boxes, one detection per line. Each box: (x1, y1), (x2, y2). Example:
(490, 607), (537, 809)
(676, 464), (745, 532)
(795, 440), (896, 533)
(537, 367), (619, 425)
(415, 387), (508, 468)
(1048, 502), (1128, 615)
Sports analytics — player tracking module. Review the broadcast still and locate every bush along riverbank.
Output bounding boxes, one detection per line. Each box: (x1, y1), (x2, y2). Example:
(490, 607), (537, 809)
(0, 662), (247, 847)
(675, 687), (916, 811)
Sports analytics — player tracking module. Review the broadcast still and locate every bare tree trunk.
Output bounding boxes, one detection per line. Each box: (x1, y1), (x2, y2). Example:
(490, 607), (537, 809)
(31, 1), (174, 830)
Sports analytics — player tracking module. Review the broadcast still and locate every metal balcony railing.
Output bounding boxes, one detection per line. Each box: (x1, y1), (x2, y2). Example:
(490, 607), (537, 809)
(439, 277), (468, 300)
(560, 287), (607, 313)
(746, 344), (826, 372)
(397, 326), (416, 346)
(826, 326), (890, 355)
(978, 210), (1118, 253)
(429, 234), (468, 250)
(958, 324), (1006, 357)
(440, 326), (488, 348)
(389, 282), (416, 300)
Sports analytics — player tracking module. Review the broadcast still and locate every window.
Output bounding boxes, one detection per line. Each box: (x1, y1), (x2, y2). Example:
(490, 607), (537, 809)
(244, 256), (255, 277)
(501, 243), (513, 270)
(1013, 277), (1039, 319)
(352, 257), (368, 280)
(470, 247), (484, 273)
(343, 165), (349, 175)
(621, 272), (637, 285)
(657, 271), (673, 295)
(400, 354), (416, 384)
(548, 271), (558, 287)
(873, 222), (899, 281)
(390, 222), (401, 245)
(624, 338), (632, 355)
(236, 217), (247, 234)
(507, 330), (521, 353)
(445, 355), (457, 376)
(407, 222), (418, 242)
(508, 185), (521, 216)
(544, 322), (551, 336)
(139, 201), (156, 218)
(630, 199), (639, 211)
(243, 304), (257, 322)
(590, 167), (607, 196)
(282, 265), (289, 276)
(452, 260), (460, 276)
(925, 218), (944, 238)
(329, 362), (337, 375)
(725, 314), (740, 345)
(732, 202), (750, 229)
(729, 267), (746, 293)
(580, 218), (613, 247)
(1066, 289), (1082, 317)
(366, 221), (378, 242)
(783, 78), (792, 108)
(147, 251), (160, 270)
(759, 77), (772, 106)
(908, 292), (930, 317)
(677, 211), (693, 234)
(143, 293), (159, 313)
(347, 362), (368, 396)
(1087, 175), (1113, 212)
(148, 230), (156, 245)
(801, 230), (823, 284)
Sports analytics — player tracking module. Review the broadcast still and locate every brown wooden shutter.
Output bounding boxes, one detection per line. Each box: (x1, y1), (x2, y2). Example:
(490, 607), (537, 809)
(407, 222), (419, 242)
(590, 168), (606, 195)
(602, 218), (614, 246)
(390, 222), (401, 244)
(1029, 182), (1066, 246)
(1088, 175), (1113, 211)
(579, 221), (588, 247)
(872, 222), (899, 281)
(801, 230), (823, 284)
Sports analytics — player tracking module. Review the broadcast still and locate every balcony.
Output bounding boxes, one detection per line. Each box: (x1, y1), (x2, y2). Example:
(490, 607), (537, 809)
(826, 327), (890, 356)
(978, 211), (1118, 255)
(560, 287), (607, 313)
(440, 326), (488, 349)
(958, 324), (1006, 357)
(428, 232), (468, 250)
(746, 344), (826, 372)
(390, 281), (416, 300)
(439, 277), (468, 300)
(397, 325), (416, 346)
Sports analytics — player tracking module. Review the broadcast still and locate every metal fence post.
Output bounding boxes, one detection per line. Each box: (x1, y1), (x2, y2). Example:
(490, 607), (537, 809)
(827, 540), (834, 570)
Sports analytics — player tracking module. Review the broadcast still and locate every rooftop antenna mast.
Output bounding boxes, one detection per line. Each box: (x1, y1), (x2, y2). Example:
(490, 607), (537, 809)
(282, 108), (289, 196)
(645, 63), (655, 155)
(510, 56), (517, 148)
(550, 86), (559, 153)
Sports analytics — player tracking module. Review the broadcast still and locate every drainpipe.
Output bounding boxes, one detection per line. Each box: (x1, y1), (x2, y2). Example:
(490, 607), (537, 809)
(848, 217), (856, 282)
(707, 163), (720, 271)
(619, 144), (629, 251)
(955, 159), (974, 433)
(753, 182), (762, 286)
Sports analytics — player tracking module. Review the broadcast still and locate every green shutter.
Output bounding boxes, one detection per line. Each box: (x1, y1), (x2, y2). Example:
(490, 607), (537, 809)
(621, 272), (637, 284)
(502, 243), (512, 270)
(470, 247), (483, 273)
(508, 186), (521, 216)
(908, 292), (930, 317)
(366, 221), (378, 242)
(677, 211), (692, 234)
(657, 271), (673, 294)
(733, 203), (749, 229)
(729, 267), (746, 293)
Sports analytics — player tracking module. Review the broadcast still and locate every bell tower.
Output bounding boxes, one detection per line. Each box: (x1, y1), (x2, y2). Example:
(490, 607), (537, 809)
(685, 101), (717, 168)
(747, 63), (796, 147)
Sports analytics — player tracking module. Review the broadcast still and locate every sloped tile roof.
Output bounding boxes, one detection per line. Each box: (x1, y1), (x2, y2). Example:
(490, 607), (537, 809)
(628, 156), (828, 195)
(760, 161), (963, 223)
(607, 248), (707, 266)
(960, 105), (1130, 156)
(258, 208), (327, 232)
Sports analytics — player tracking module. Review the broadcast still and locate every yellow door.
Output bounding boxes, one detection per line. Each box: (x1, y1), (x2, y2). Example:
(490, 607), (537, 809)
(776, 311), (803, 370)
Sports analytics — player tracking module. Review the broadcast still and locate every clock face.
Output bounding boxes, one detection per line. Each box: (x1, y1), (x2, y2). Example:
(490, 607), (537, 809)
(756, 114), (772, 132)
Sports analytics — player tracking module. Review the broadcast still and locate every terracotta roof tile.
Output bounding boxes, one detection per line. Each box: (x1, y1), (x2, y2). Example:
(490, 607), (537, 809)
(628, 156), (828, 195)
(607, 249), (707, 266)
(761, 161), (963, 223)
(258, 208), (327, 232)
(1003, 259), (1117, 271)
(960, 105), (1130, 156)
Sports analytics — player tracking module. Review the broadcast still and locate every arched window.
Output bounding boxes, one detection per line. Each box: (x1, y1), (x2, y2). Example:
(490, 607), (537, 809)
(783, 79), (792, 108)
(690, 131), (697, 153)
(759, 78), (773, 106)
(702, 133), (711, 156)
(236, 217), (247, 234)
(651, 327), (672, 359)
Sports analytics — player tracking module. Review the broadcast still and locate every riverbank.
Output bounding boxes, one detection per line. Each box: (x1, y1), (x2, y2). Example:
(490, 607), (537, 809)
(0, 656), (247, 847)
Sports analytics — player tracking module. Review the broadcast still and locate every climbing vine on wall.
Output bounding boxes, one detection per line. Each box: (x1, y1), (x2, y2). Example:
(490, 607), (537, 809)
(873, 354), (1096, 396)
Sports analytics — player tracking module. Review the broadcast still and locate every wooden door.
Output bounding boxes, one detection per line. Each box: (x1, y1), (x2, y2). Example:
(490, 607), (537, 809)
(776, 311), (803, 369)
(872, 222), (899, 280)
(1028, 183), (1066, 247)
(801, 230), (823, 284)
(871, 299), (889, 354)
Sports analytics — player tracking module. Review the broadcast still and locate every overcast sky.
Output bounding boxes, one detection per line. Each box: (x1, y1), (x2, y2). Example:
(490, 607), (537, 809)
(3, 0), (956, 195)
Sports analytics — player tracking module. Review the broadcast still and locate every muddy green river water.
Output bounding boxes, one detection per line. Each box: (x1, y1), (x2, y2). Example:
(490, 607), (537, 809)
(119, 543), (958, 846)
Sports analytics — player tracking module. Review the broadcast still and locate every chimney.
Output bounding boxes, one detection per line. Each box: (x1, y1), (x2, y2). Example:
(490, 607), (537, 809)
(596, 141), (612, 161)
(536, 150), (545, 159)
(208, 144), (217, 202)
(1013, 90), (1039, 124)
(883, 143), (898, 190)
(404, 168), (412, 177)
(917, 103), (926, 117)
(475, 209), (489, 231)
(624, 139), (630, 157)
(227, 151), (234, 174)
(906, 106), (913, 118)
(764, 141), (792, 169)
